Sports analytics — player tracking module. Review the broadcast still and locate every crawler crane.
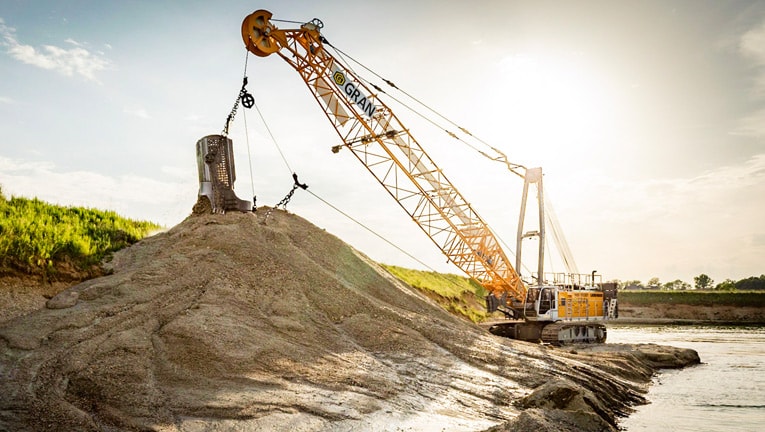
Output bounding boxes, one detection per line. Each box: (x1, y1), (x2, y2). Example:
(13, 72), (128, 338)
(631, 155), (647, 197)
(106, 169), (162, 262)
(241, 10), (617, 344)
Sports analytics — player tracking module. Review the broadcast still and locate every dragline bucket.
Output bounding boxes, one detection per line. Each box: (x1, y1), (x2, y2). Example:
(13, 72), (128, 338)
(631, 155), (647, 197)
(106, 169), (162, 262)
(193, 135), (251, 214)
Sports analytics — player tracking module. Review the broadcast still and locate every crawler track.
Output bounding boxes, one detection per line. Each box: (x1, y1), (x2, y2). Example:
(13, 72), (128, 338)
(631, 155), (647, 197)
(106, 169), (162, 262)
(540, 321), (607, 345)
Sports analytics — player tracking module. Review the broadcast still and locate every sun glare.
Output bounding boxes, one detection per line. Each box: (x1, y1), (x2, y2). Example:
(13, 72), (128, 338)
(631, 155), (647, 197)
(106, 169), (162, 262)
(493, 54), (613, 169)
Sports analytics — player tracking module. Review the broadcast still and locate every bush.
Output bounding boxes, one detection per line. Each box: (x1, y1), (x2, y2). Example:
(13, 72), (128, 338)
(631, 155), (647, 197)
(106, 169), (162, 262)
(0, 192), (161, 279)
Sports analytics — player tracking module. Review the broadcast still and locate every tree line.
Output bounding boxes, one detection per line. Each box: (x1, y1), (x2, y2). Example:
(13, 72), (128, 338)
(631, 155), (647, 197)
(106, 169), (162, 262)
(614, 273), (765, 291)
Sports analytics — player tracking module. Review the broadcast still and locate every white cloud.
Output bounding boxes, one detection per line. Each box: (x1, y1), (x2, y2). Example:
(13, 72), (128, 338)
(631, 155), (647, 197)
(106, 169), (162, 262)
(0, 19), (111, 82)
(0, 156), (195, 227)
(736, 18), (765, 136)
(733, 108), (765, 137)
(0, 95), (13, 104)
(740, 20), (765, 66)
(161, 165), (194, 180)
(124, 107), (150, 119)
(559, 154), (765, 282)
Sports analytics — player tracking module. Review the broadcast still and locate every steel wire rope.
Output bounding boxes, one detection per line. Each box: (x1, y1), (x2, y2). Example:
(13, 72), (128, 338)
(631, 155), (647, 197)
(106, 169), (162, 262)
(324, 42), (526, 177)
(249, 80), (473, 294)
(239, 18), (532, 293)
(250, 98), (293, 174)
(271, 18), (306, 25)
(240, 50), (257, 200)
(327, 43), (533, 278)
(327, 45), (488, 156)
(305, 188), (439, 272)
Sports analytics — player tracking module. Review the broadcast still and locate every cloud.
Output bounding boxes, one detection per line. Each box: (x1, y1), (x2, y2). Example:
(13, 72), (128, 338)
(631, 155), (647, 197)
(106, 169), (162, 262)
(586, 154), (765, 223)
(732, 108), (765, 137)
(0, 95), (13, 104)
(736, 18), (765, 136)
(0, 18), (111, 82)
(549, 154), (765, 281)
(740, 20), (765, 66)
(751, 233), (765, 248)
(124, 107), (150, 119)
(0, 156), (194, 227)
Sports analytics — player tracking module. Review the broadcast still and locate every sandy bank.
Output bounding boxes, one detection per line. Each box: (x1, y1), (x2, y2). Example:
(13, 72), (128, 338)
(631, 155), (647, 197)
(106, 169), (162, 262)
(618, 303), (765, 325)
(1, 211), (698, 431)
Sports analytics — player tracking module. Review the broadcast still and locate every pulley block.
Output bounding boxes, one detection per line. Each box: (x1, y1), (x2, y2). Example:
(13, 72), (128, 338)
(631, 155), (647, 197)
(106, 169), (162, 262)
(241, 9), (284, 57)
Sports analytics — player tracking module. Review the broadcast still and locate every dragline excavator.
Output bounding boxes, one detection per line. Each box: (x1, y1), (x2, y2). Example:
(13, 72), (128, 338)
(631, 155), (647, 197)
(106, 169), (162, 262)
(240, 10), (618, 344)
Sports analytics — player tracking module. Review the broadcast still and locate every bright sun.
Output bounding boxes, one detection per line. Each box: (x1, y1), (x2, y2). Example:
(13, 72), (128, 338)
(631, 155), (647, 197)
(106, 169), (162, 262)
(492, 53), (614, 169)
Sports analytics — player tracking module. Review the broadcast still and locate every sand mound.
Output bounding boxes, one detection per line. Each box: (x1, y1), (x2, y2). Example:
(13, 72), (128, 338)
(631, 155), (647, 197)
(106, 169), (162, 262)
(0, 211), (696, 431)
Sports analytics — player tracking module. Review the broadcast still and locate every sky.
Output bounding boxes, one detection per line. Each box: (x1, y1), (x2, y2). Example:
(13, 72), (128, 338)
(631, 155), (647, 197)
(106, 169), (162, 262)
(1, 0), (764, 286)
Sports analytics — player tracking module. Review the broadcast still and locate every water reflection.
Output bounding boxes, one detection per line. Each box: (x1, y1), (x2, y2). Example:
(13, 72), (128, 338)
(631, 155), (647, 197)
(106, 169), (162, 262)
(609, 325), (765, 432)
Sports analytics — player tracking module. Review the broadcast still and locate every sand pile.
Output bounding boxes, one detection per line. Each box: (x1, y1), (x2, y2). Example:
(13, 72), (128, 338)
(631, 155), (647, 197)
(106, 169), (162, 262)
(0, 210), (698, 431)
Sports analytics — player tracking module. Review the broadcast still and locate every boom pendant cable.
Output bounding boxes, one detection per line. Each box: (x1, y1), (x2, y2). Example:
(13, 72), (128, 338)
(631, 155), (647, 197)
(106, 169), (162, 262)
(325, 41), (526, 178)
(330, 41), (544, 282)
(240, 26), (492, 296)
(249, 70), (446, 274)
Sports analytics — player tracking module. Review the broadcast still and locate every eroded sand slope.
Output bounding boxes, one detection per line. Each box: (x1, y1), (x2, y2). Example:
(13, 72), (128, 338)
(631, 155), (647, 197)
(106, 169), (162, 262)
(0, 211), (698, 431)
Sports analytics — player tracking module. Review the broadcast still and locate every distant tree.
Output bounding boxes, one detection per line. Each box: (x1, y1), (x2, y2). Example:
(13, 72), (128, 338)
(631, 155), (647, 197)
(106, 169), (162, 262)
(735, 275), (765, 291)
(715, 279), (736, 291)
(607, 279), (623, 289)
(694, 274), (714, 290)
(664, 279), (691, 290)
(623, 279), (642, 289)
(647, 277), (661, 287)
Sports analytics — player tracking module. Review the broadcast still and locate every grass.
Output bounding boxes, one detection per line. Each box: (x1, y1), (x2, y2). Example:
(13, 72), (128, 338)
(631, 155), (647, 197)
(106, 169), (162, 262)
(383, 264), (765, 323)
(619, 290), (765, 307)
(381, 264), (490, 323)
(0, 187), (161, 281)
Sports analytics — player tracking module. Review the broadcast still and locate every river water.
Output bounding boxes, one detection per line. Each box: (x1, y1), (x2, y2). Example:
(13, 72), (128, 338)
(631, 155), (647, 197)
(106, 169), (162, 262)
(608, 325), (765, 432)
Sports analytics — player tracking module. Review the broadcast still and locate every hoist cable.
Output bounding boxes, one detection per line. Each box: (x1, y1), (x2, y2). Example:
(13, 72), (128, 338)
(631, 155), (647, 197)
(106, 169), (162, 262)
(239, 50), (256, 201)
(242, 104), (256, 200)
(243, 47), (249, 76)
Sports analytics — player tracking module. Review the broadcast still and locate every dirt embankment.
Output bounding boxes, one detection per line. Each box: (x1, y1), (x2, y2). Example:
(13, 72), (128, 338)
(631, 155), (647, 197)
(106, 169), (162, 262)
(618, 303), (765, 324)
(0, 211), (698, 432)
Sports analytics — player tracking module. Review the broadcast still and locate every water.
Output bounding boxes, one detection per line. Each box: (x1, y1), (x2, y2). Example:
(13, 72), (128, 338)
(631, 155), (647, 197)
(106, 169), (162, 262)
(608, 325), (765, 432)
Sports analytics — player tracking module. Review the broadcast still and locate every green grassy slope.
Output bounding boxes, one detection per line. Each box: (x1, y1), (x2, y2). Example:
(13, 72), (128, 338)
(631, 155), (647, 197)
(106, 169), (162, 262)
(0, 187), (161, 281)
(382, 263), (765, 323)
(381, 264), (490, 323)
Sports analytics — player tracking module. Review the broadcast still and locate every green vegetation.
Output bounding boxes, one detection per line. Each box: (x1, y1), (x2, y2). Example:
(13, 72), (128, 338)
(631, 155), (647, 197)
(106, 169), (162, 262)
(0, 186), (161, 281)
(694, 273), (714, 290)
(614, 274), (765, 292)
(715, 275), (765, 291)
(386, 263), (765, 322)
(619, 290), (765, 307)
(382, 264), (489, 323)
